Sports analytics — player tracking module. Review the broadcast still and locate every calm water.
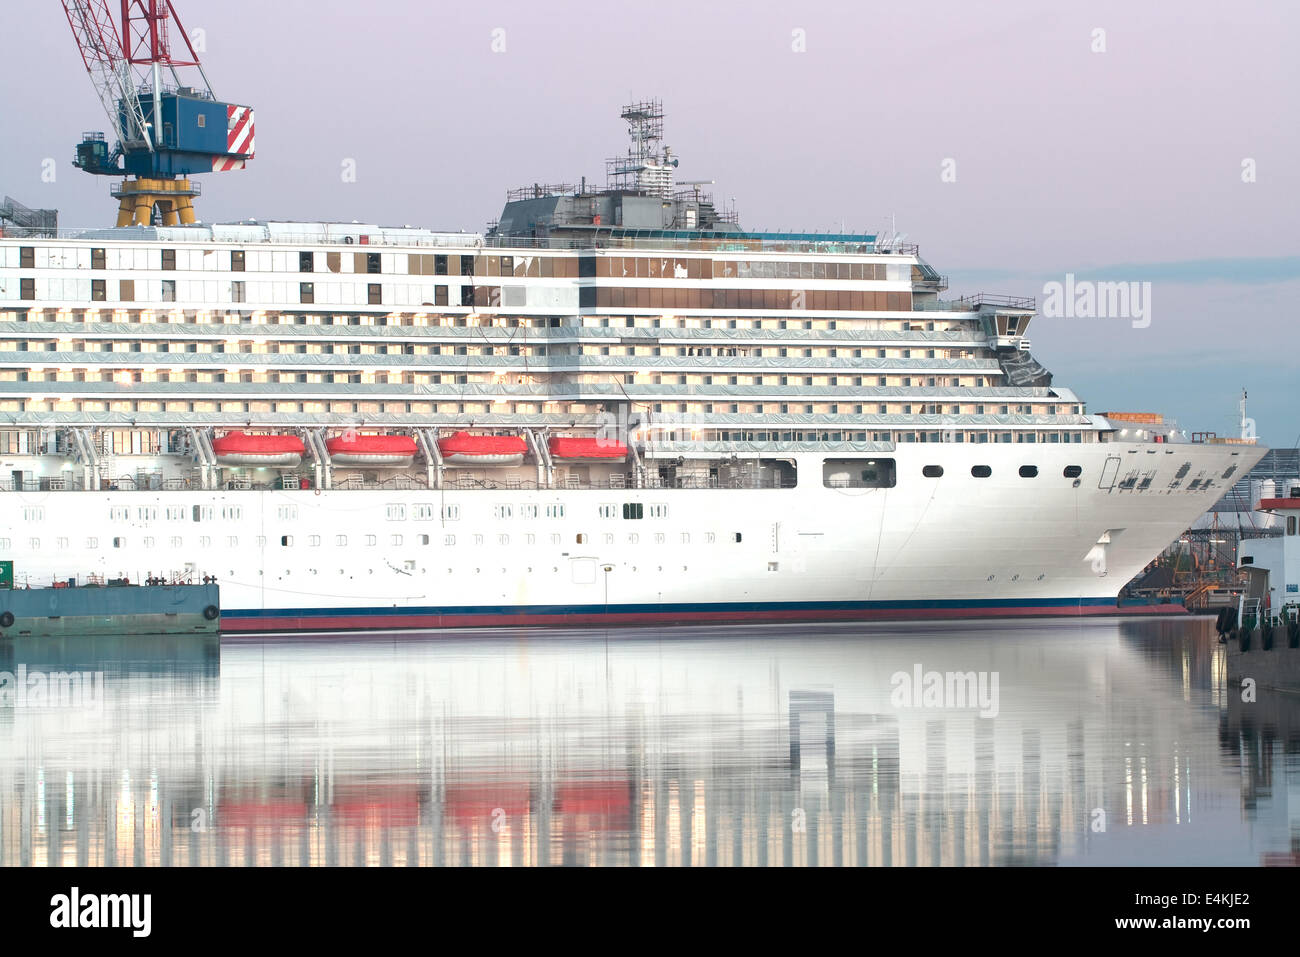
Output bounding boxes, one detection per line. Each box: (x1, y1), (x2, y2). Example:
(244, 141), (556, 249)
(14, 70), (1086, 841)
(0, 617), (1295, 866)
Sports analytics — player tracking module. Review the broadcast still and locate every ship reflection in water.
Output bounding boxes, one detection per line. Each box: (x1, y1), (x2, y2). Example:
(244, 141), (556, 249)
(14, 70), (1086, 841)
(0, 619), (1295, 866)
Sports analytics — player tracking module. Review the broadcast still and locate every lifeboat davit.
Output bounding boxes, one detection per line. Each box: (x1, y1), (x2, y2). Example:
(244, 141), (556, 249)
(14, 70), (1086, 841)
(326, 432), (417, 467)
(438, 431), (527, 466)
(548, 436), (628, 462)
(212, 431), (305, 468)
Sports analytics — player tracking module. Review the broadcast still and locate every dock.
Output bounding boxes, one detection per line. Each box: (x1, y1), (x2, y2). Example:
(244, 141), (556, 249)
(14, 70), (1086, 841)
(0, 583), (219, 639)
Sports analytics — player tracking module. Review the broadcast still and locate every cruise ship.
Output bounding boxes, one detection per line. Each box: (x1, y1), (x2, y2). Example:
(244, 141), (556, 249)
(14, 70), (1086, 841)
(0, 102), (1267, 632)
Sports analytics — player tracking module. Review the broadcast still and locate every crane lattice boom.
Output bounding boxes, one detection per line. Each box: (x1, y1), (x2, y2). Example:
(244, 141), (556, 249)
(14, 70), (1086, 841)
(61, 0), (152, 150)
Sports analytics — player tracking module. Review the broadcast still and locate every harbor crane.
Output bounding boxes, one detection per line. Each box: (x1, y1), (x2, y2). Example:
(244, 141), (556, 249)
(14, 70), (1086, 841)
(60, 0), (254, 226)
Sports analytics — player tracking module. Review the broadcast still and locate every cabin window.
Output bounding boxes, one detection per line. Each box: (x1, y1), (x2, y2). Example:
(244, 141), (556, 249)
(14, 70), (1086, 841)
(300, 282), (314, 304)
(386, 504), (406, 521)
(1019, 465), (1039, 478)
(1287, 516), (1297, 536)
(231, 250), (245, 271)
(576, 533), (587, 544)
(1063, 465), (1083, 478)
(391, 535), (403, 546)
(161, 248), (176, 271)
(733, 533), (743, 543)
(367, 252), (381, 274)
(368, 283), (382, 305)
(599, 504), (617, 519)
(971, 466), (992, 478)
(622, 503), (644, 520)
(280, 535), (292, 546)
(442, 505), (460, 520)
(922, 465), (944, 478)
(299, 251), (314, 272)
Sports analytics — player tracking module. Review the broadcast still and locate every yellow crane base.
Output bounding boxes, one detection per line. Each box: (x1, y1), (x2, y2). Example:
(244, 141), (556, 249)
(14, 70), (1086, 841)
(112, 178), (200, 227)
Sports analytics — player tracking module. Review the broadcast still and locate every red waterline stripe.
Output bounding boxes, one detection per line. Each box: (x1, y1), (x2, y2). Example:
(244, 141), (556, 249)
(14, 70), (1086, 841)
(219, 602), (1187, 634)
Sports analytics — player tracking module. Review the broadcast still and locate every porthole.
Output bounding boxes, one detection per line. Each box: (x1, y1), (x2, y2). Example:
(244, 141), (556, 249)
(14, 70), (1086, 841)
(971, 466), (992, 478)
(1063, 465), (1082, 478)
(922, 465), (943, 478)
(1019, 465), (1038, 478)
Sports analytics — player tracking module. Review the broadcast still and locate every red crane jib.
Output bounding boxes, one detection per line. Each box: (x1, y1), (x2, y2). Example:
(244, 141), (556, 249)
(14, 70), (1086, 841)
(62, 0), (203, 69)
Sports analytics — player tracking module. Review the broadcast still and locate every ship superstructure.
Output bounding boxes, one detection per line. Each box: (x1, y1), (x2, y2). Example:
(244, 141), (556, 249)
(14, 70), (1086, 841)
(0, 103), (1266, 631)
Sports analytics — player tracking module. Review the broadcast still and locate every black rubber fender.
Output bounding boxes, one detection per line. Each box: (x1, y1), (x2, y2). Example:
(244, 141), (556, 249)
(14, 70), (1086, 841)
(202, 604), (220, 621)
(0, 611), (13, 628)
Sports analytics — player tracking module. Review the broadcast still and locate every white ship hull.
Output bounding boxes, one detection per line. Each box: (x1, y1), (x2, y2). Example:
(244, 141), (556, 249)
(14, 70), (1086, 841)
(0, 441), (1262, 632)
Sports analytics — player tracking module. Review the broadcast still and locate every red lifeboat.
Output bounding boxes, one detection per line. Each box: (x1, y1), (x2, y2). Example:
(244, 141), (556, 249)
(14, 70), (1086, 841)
(326, 432), (417, 467)
(212, 431), (305, 468)
(437, 431), (527, 467)
(548, 436), (627, 462)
